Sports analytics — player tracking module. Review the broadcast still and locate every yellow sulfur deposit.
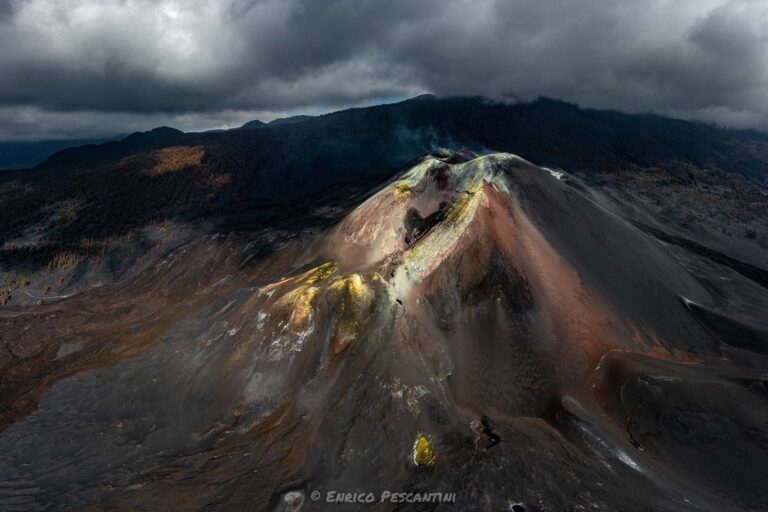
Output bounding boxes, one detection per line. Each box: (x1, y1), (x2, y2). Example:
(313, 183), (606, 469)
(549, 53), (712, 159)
(393, 182), (413, 198)
(301, 261), (339, 285)
(281, 286), (319, 328)
(413, 433), (437, 467)
(445, 183), (483, 224)
(328, 273), (368, 354)
(262, 262), (340, 328)
(261, 261), (338, 292)
(330, 273), (365, 297)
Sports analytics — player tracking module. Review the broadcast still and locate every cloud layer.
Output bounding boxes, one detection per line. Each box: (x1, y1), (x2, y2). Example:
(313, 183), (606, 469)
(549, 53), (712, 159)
(1, 0), (767, 139)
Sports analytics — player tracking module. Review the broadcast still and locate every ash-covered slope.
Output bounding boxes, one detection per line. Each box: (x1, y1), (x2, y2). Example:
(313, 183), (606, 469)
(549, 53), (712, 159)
(1, 151), (767, 511)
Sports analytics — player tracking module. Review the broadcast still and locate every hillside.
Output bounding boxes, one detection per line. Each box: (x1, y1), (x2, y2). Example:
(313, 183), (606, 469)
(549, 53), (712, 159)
(0, 138), (111, 170)
(0, 149), (766, 511)
(1, 96), (767, 287)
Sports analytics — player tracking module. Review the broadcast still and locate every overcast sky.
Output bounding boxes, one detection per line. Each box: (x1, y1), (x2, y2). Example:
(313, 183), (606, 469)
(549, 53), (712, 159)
(1, 0), (767, 140)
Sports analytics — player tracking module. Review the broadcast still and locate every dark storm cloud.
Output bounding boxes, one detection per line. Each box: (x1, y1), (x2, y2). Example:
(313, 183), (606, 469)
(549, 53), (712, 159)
(1, 0), (767, 139)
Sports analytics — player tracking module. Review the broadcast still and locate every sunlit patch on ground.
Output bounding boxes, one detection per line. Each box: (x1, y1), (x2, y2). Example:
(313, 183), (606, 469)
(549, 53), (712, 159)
(150, 145), (205, 175)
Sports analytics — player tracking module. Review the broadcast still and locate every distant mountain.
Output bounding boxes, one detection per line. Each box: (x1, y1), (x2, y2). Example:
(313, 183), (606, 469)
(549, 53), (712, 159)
(240, 119), (266, 129)
(36, 126), (187, 169)
(119, 126), (185, 145)
(267, 114), (314, 125)
(0, 138), (111, 169)
(240, 115), (314, 129)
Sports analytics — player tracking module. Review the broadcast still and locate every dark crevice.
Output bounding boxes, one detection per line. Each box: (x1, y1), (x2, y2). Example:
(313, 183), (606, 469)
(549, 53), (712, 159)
(480, 417), (501, 448)
(472, 416), (501, 450)
(404, 202), (450, 246)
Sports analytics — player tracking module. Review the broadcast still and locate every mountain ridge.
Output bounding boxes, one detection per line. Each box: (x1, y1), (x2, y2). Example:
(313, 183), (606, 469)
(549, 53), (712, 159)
(25, 95), (768, 182)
